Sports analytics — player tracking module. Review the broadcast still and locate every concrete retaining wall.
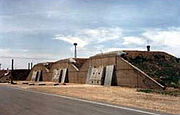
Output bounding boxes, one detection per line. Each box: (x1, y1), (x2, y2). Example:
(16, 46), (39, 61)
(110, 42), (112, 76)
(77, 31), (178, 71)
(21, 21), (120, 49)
(88, 55), (164, 90)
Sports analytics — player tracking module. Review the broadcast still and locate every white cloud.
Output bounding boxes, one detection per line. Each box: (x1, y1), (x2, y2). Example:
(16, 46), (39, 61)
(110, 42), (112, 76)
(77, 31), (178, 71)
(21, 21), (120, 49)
(102, 47), (145, 53)
(54, 35), (88, 48)
(46, 11), (59, 18)
(53, 27), (180, 57)
(122, 36), (146, 45)
(53, 27), (123, 48)
(119, 27), (180, 57)
(142, 28), (180, 47)
(81, 27), (123, 43)
(1, 27), (180, 69)
(141, 28), (180, 57)
(0, 48), (58, 69)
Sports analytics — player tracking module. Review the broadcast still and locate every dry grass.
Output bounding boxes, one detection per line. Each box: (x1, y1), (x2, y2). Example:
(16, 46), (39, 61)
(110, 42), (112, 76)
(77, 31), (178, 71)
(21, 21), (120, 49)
(2, 82), (180, 114)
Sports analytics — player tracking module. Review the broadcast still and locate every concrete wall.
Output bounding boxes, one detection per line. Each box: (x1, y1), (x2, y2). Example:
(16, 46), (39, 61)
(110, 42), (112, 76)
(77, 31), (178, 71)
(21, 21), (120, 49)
(26, 53), (164, 90)
(27, 58), (88, 84)
(26, 63), (51, 81)
(89, 55), (164, 90)
(49, 58), (88, 84)
(117, 57), (164, 89)
(74, 60), (89, 84)
(49, 60), (69, 82)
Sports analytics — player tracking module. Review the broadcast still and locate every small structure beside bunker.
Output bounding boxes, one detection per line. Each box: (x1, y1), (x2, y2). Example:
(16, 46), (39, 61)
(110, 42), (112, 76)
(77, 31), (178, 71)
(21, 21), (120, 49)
(0, 69), (30, 83)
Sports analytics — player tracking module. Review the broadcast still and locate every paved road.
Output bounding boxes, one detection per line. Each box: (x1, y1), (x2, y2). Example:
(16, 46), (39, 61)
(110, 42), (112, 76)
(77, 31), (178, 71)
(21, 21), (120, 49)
(0, 85), (173, 115)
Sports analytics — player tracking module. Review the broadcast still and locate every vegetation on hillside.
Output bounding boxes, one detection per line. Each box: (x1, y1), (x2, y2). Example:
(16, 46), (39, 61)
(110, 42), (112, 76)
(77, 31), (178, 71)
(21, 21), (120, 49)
(123, 51), (180, 88)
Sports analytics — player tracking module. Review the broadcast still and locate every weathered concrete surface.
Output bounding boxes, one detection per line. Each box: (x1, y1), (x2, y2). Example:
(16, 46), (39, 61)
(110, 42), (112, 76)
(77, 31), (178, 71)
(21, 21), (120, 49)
(89, 52), (165, 90)
(26, 63), (53, 81)
(87, 66), (104, 85)
(27, 58), (88, 84)
(26, 51), (169, 89)
(0, 85), (172, 115)
(104, 65), (115, 86)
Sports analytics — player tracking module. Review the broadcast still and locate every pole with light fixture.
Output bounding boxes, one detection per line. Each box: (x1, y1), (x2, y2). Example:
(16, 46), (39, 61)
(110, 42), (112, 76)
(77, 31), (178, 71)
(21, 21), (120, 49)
(73, 43), (77, 58)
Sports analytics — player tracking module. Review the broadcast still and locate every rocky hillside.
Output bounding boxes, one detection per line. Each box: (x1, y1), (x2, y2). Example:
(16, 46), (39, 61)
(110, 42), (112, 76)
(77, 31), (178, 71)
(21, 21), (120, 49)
(122, 50), (180, 88)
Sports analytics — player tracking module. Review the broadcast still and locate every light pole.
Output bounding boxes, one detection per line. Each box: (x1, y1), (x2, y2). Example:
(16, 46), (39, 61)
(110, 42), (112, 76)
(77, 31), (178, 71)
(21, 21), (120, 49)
(11, 59), (14, 84)
(73, 43), (77, 58)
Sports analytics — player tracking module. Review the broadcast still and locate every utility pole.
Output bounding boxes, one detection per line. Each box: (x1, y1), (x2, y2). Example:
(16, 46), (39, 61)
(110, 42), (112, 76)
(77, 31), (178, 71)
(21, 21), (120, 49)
(11, 59), (14, 84)
(73, 43), (77, 58)
(12, 59), (14, 70)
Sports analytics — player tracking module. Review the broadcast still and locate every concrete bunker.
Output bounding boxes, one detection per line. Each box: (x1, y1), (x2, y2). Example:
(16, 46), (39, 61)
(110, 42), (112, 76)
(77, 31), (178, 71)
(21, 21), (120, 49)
(86, 51), (165, 90)
(26, 50), (175, 90)
(49, 58), (88, 83)
(26, 62), (53, 82)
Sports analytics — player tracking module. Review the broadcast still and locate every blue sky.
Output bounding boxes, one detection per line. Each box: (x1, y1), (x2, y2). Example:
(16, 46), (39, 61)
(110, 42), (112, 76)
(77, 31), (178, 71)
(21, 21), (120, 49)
(0, 0), (180, 69)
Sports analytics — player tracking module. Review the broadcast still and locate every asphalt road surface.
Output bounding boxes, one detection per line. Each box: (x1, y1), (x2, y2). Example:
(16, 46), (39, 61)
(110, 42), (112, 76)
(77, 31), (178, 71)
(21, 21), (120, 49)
(0, 85), (173, 115)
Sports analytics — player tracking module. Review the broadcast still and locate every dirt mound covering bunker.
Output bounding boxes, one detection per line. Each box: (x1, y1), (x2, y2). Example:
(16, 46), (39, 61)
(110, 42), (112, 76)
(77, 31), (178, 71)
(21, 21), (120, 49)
(122, 50), (180, 88)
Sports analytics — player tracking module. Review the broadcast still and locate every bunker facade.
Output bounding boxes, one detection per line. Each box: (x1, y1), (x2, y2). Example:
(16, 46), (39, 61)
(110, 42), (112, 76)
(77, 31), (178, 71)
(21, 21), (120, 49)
(27, 58), (89, 84)
(87, 51), (164, 89)
(49, 58), (88, 84)
(26, 62), (54, 82)
(26, 50), (169, 90)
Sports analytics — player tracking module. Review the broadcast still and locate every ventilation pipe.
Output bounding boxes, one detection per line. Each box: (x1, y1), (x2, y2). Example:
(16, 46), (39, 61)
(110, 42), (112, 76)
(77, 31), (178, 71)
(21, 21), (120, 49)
(147, 45), (150, 52)
(73, 43), (77, 58)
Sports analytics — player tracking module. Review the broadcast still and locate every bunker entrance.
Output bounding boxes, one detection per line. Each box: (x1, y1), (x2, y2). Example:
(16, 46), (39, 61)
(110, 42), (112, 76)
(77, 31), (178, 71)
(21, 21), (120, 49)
(52, 68), (68, 83)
